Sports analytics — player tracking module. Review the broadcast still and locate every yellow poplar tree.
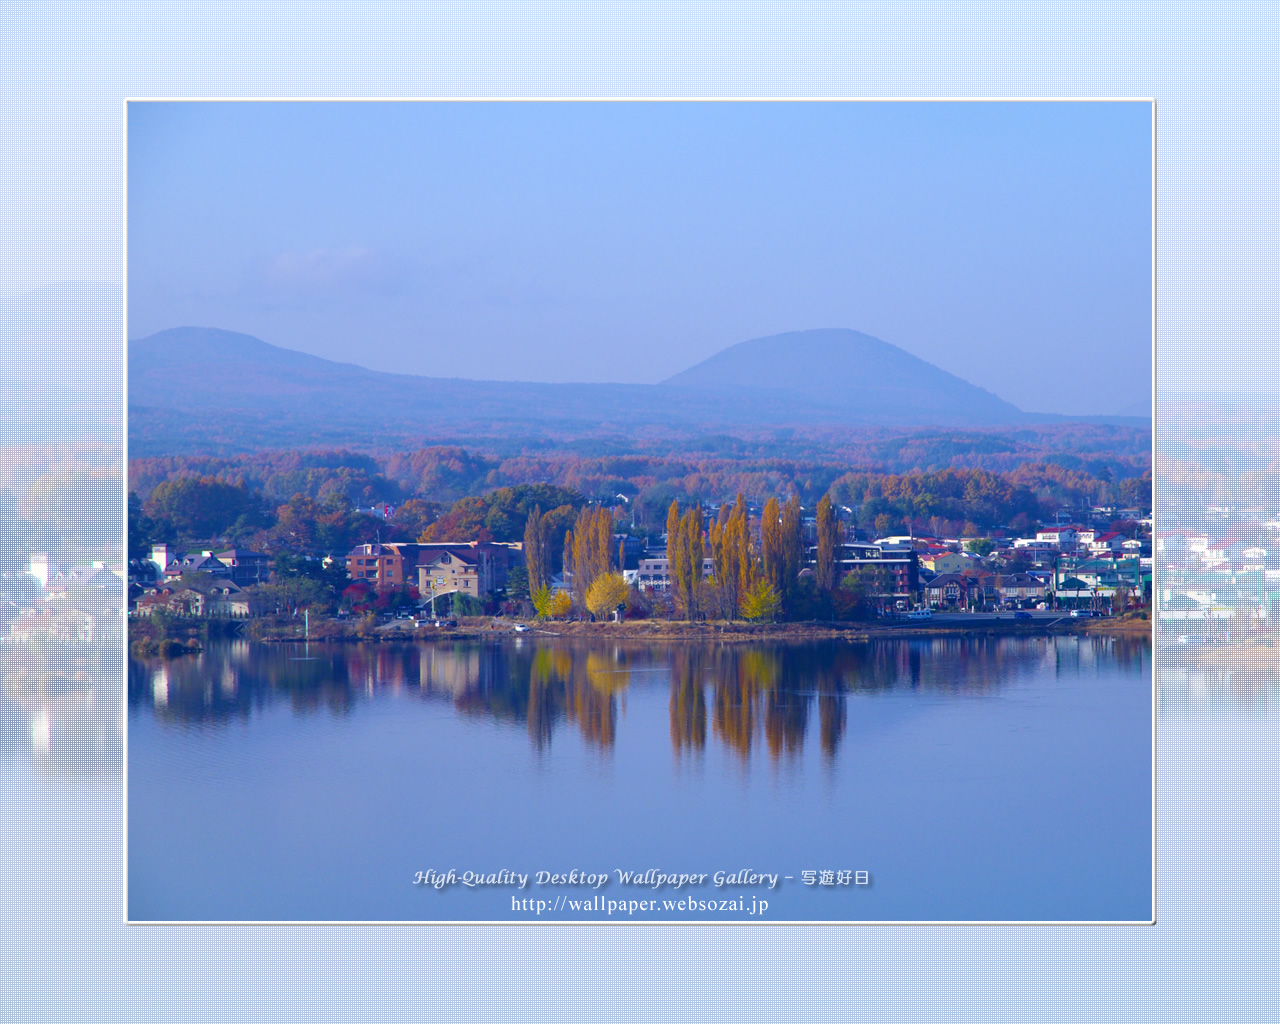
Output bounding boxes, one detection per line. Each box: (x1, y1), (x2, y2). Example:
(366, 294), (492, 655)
(760, 497), (784, 594)
(781, 494), (803, 596)
(569, 506), (614, 608)
(709, 493), (752, 619)
(678, 505), (704, 620)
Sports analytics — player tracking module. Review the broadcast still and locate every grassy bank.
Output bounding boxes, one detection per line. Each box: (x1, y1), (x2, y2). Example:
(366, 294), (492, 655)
(128, 614), (244, 657)
(251, 614), (1105, 644)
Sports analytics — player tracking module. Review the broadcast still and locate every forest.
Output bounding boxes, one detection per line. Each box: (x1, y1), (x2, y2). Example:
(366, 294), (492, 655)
(120, 436), (1154, 625)
(128, 442), (1151, 560)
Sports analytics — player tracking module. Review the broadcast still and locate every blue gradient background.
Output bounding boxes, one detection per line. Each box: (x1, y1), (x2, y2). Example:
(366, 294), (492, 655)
(2, 2), (1274, 1020)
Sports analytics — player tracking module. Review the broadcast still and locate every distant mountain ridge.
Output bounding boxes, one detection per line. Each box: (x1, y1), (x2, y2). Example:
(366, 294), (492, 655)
(664, 328), (1022, 421)
(127, 325), (1145, 454)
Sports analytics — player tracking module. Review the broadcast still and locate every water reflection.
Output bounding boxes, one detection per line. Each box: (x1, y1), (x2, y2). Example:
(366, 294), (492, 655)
(1, 639), (120, 778)
(1157, 648), (1280, 709)
(129, 634), (1153, 762)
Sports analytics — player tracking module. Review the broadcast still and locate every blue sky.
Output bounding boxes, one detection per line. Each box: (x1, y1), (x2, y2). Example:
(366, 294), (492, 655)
(128, 100), (1152, 416)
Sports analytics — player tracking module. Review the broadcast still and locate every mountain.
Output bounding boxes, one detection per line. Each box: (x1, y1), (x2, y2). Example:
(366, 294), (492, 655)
(128, 325), (1138, 455)
(663, 328), (1023, 422)
(1, 281), (122, 443)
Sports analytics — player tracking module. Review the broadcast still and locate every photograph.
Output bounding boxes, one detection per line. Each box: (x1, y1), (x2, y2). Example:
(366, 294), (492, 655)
(123, 99), (1153, 923)
(11, 3), (1280, 1020)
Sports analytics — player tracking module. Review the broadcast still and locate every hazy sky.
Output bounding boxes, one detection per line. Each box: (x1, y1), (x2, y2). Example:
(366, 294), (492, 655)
(128, 101), (1152, 416)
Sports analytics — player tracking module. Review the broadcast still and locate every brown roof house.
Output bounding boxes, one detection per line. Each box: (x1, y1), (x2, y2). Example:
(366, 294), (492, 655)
(137, 576), (253, 618)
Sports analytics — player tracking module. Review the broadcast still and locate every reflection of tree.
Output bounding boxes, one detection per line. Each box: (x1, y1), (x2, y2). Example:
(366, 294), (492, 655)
(763, 683), (808, 759)
(526, 648), (571, 748)
(712, 648), (781, 758)
(526, 671), (556, 748)
(585, 651), (630, 693)
(131, 643), (357, 723)
(668, 648), (706, 754)
(817, 694), (846, 758)
(463, 644), (624, 751)
(126, 634), (1152, 763)
(6, 637), (121, 778)
(713, 671), (756, 758)
(567, 685), (616, 748)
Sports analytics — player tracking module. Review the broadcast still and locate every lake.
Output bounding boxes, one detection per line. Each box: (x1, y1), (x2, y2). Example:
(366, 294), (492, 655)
(127, 633), (1152, 922)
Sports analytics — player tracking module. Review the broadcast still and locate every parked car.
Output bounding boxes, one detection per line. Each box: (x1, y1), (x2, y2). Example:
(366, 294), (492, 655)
(1014, 611), (1032, 620)
(1070, 609), (1095, 618)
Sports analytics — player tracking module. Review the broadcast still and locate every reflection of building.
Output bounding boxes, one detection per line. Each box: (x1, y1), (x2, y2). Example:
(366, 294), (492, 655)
(152, 664), (170, 707)
(419, 645), (481, 694)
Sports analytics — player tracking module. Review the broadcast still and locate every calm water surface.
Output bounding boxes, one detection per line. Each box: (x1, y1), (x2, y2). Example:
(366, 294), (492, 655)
(128, 634), (1151, 922)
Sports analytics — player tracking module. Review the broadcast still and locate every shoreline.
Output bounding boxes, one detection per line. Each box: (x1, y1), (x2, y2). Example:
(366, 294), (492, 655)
(249, 614), (1151, 645)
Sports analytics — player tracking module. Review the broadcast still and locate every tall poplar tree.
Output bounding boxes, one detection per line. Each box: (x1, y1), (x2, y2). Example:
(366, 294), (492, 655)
(709, 514), (729, 618)
(681, 504), (704, 620)
(524, 505), (548, 590)
(709, 492), (752, 619)
(736, 498), (755, 600)
(569, 506), (614, 608)
(666, 498), (704, 621)
(760, 496), (784, 595)
(815, 493), (839, 591)
(781, 495), (803, 596)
